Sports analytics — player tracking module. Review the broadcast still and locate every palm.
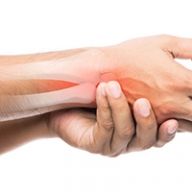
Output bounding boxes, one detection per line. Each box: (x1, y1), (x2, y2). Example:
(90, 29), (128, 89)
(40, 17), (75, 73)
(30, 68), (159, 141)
(49, 109), (98, 151)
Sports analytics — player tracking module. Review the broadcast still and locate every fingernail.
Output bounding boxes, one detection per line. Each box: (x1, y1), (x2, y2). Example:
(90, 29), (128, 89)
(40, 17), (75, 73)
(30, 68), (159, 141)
(107, 81), (121, 98)
(137, 99), (151, 117)
(98, 83), (107, 96)
(168, 125), (177, 134)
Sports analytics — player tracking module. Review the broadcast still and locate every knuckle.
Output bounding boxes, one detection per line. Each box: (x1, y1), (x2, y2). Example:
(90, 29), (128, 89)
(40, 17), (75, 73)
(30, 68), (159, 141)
(118, 126), (135, 139)
(99, 104), (111, 113)
(158, 102), (176, 118)
(143, 121), (157, 131)
(158, 34), (173, 43)
(101, 119), (114, 130)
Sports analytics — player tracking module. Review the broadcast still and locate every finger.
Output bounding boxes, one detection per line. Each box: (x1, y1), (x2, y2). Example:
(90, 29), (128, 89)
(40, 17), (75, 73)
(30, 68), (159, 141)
(162, 60), (192, 122)
(93, 82), (114, 153)
(174, 97), (192, 122)
(178, 119), (192, 132)
(105, 81), (135, 155)
(155, 119), (178, 148)
(163, 35), (192, 123)
(127, 98), (157, 152)
(163, 35), (192, 59)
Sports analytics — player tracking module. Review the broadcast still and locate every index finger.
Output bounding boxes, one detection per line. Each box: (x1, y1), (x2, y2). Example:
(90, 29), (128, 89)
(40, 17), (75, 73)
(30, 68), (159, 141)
(105, 81), (135, 154)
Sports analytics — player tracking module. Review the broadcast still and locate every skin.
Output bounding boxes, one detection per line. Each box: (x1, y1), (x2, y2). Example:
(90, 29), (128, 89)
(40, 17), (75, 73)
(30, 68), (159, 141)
(100, 35), (192, 124)
(1, 35), (192, 125)
(48, 82), (178, 156)
(1, 34), (192, 155)
(0, 81), (178, 156)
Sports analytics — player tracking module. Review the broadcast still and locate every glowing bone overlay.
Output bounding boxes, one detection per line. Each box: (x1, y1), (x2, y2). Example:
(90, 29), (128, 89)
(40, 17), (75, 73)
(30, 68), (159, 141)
(0, 51), (115, 122)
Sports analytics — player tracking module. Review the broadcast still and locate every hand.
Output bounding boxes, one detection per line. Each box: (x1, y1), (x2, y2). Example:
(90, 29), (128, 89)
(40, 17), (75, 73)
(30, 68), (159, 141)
(48, 81), (178, 156)
(100, 35), (192, 124)
(177, 119), (192, 132)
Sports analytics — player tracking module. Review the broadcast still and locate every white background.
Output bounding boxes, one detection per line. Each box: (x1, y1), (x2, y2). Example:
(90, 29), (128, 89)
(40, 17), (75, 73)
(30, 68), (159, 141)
(0, 0), (192, 191)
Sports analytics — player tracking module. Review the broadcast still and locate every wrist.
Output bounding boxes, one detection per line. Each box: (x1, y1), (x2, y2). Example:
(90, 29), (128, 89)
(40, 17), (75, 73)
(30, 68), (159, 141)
(0, 47), (113, 122)
(99, 45), (122, 76)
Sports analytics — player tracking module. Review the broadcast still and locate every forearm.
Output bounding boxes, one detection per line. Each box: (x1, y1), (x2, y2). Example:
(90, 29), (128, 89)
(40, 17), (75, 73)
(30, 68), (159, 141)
(2, 35), (192, 125)
(0, 114), (54, 154)
(0, 48), (112, 121)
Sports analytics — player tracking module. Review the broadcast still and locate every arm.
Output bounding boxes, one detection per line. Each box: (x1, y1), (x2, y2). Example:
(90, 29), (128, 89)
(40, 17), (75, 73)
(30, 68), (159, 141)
(0, 82), (178, 155)
(1, 34), (192, 154)
(0, 48), (108, 121)
(2, 35), (192, 125)
(0, 114), (54, 154)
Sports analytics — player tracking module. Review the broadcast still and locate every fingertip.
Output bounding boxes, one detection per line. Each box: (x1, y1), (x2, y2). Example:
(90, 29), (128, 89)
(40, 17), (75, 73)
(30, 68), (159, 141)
(134, 98), (151, 118)
(97, 82), (107, 97)
(106, 81), (121, 99)
(156, 119), (178, 148)
(96, 83), (108, 110)
(166, 119), (178, 135)
(132, 98), (157, 151)
(159, 119), (178, 136)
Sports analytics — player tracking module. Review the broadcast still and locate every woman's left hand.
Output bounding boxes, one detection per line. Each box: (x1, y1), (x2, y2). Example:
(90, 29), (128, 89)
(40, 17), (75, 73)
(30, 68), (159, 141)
(48, 81), (178, 156)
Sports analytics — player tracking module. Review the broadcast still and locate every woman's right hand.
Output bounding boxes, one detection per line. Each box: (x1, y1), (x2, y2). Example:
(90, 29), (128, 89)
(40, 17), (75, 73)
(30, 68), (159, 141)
(100, 35), (192, 124)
